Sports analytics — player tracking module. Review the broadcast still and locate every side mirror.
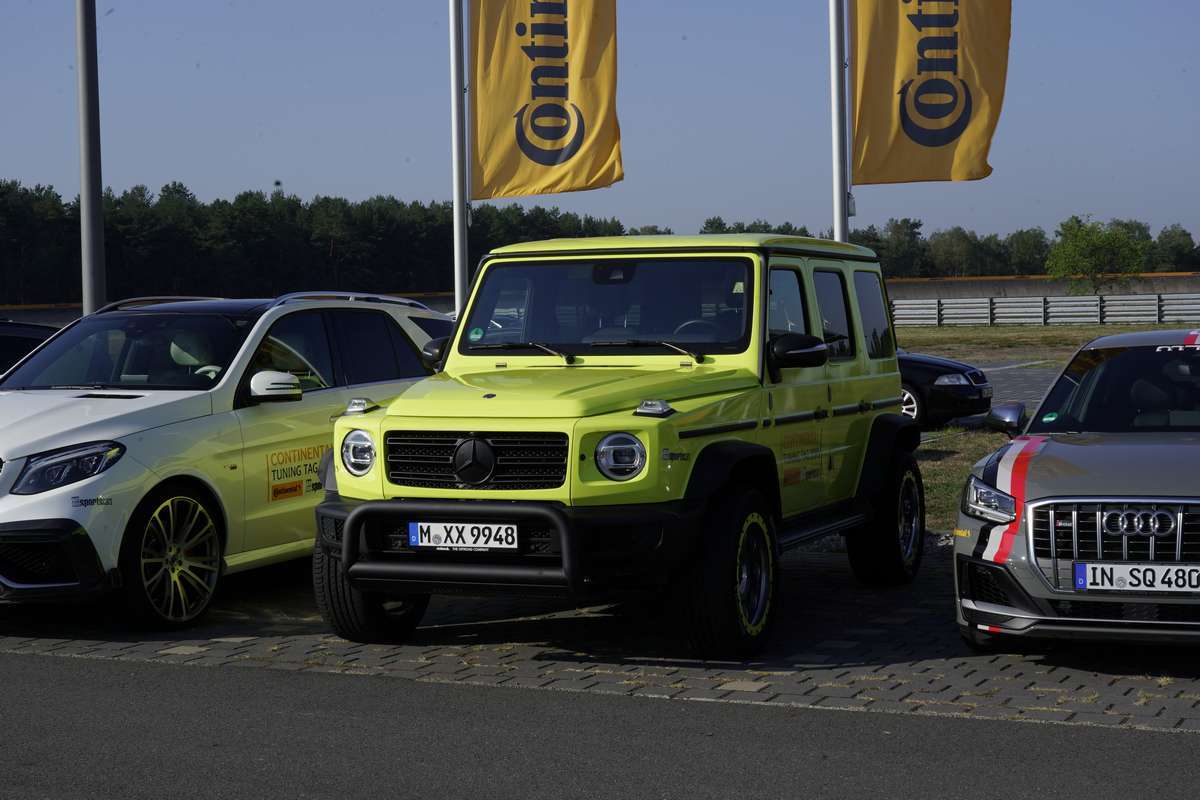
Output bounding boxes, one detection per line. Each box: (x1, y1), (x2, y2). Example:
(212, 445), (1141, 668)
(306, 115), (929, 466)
(420, 336), (449, 370)
(770, 333), (829, 370)
(986, 402), (1026, 437)
(248, 370), (302, 403)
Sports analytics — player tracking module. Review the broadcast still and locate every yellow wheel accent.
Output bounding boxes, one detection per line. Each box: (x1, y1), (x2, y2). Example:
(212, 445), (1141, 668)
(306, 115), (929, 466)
(139, 496), (221, 623)
(734, 511), (773, 636)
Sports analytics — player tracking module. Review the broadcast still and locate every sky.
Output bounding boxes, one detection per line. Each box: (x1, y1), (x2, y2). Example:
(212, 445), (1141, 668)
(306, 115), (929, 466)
(2, 0), (1198, 238)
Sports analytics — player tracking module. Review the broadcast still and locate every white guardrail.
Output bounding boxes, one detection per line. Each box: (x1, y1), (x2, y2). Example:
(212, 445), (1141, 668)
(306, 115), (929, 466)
(891, 293), (1200, 327)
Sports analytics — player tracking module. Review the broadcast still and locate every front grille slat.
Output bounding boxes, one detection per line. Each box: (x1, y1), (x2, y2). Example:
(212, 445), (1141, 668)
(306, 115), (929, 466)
(383, 431), (568, 491)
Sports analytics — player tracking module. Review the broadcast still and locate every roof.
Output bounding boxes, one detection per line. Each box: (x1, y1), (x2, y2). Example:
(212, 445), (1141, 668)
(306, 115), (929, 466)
(0, 320), (57, 336)
(1084, 329), (1200, 349)
(109, 298), (274, 316)
(487, 233), (877, 260)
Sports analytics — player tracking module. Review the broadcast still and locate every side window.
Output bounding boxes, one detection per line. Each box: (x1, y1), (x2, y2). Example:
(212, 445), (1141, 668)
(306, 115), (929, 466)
(411, 316), (453, 341)
(812, 271), (855, 361)
(768, 269), (808, 338)
(332, 310), (425, 385)
(853, 271), (896, 359)
(249, 311), (334, 391)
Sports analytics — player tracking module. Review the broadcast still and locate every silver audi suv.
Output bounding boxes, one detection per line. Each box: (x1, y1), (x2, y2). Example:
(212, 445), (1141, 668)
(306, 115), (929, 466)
(955, 329), (1200, 647)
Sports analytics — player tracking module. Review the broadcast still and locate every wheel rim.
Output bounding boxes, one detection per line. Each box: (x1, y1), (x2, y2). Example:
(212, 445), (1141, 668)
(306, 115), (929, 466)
(735, 514), (772, 634)
(897, 472), (922, 563)
(139, 496), (221, 622)
(900, 389), (919, 420)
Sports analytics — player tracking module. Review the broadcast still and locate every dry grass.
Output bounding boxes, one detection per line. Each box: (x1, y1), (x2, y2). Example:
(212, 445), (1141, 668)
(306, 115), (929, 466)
(916, 427), (1012, 533)
(897, 323), (1181, 365)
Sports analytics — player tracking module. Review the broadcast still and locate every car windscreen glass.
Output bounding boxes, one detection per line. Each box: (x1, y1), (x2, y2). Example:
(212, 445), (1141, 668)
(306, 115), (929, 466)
(459, 258), (752, 356)
(0, 313), (251, 391)
(1029, 345), (1200, 433)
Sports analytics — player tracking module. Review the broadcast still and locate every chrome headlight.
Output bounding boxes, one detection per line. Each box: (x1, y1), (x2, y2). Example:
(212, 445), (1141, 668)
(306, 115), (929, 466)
(595, 433), (646, 481)
(934, 373), (970, 386)
(11, 442), (126, 495)
(961, 475), (1016, 523)
(341, 430), (376, 477)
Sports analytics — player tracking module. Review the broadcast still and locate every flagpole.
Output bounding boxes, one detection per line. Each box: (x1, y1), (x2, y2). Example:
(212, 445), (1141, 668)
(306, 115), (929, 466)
(448, 0), (470, 314)
(829, 0), (850, 243)
(76, 0), (107, 313)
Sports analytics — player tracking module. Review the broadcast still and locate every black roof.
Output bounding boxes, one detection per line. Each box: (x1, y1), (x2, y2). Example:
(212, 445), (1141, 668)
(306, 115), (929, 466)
(0, 320), (58, 336)
(105, 298), (274, 316)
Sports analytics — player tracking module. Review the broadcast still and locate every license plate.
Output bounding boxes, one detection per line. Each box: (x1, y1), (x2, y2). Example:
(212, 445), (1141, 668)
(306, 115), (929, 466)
(1074, 562), (1200, 593)
(407, 521), (518, 552)
(981, 386), (993, 398)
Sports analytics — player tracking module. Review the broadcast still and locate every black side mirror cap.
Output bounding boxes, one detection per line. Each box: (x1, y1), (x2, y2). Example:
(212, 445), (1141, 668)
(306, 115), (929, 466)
(985, 402), (1027, 438)
(770, 333), (829, 371)
(420, 336), (449, 370)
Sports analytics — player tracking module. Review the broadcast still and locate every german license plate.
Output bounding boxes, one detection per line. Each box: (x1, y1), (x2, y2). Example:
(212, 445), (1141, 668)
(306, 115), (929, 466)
(407, 521), (518, 552)
(1074, 562), (1200, 592)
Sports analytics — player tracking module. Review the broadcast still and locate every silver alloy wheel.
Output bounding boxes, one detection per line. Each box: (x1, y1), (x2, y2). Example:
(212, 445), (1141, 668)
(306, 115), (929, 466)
(736, 520), (771, 632)
(139, 496), (221, 622)
(900, 387), (920, 420)
(897, 471), (922, 562)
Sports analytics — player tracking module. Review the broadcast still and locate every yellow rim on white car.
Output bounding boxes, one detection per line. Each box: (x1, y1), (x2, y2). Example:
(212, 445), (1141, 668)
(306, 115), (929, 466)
(139, 496), (221, 622)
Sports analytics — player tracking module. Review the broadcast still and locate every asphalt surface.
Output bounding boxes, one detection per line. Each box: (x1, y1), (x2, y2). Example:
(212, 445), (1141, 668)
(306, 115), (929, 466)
(1, 651), (1191, 800)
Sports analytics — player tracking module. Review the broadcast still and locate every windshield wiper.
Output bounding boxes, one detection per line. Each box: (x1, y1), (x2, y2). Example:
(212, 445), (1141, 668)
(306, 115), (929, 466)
(468, 342), (576, 364)
(589, 340), (704, 363)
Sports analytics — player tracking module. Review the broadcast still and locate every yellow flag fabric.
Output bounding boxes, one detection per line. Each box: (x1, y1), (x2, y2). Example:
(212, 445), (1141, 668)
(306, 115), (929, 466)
(469, 0), (623, 200)
(851, 0), (1011, 184)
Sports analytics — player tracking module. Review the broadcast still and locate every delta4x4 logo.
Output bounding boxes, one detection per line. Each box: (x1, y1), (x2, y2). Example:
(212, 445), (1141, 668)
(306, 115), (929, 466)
(898, 0), (972, 147)
(512, 1), (585, 166)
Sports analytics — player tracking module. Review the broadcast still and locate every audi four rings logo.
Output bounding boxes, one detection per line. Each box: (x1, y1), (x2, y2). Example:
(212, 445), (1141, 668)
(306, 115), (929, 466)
(1102, 510), (1176, 536)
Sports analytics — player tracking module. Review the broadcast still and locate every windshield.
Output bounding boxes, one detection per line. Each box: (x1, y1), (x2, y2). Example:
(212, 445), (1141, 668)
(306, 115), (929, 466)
(0, 313), (252, 391)
(459, 258), (752, 357)
(1029, 345), (1200, 433)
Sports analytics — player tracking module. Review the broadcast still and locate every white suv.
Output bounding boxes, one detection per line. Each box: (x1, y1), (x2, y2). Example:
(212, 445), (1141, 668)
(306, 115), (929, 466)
(0, 293), (449, 626)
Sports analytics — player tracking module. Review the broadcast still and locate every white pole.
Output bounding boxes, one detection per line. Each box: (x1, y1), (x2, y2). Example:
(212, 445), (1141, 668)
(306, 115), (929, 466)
(448, 0), (470, 314)
(829, 0), (850, 243)
(76, 0), (106, 313)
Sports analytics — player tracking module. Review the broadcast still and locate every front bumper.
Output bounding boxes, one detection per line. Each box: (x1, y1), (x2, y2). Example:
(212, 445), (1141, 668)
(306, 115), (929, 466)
(927, 384), (992, 420)
(316, 494), (703, 598)
(0, 519), (113, 603)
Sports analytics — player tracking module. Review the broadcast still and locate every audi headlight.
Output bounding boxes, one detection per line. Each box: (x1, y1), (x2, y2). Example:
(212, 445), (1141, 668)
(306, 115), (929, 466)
(935, 373), (971, 386)
(595, 433), (646, 481)
(341, 430), (376, 477)
(12, 442), (125, 495)
(961, 475), (1016, 523)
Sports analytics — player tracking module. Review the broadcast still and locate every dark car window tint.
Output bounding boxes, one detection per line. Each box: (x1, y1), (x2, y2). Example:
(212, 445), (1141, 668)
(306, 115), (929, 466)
(248, 311), (334, 391)
(411, 316), (453, 340)
(0, 336), (40, 372)
(813, 271), (855, 360)
(768, 270), (808, 338)
(333, 310), (424, 384)
(853, 271), (895, 359)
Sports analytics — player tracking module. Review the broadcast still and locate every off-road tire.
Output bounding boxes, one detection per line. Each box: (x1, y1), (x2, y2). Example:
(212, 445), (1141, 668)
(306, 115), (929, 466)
(313, 544), (429, 643)
(685, 487), (779, 658)
(847, 452), (925, 585)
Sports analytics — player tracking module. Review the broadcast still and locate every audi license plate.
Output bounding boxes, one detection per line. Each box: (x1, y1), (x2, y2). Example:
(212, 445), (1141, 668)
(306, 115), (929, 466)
(407, 521), (518, 552)
(1074, 562), (1200, 593)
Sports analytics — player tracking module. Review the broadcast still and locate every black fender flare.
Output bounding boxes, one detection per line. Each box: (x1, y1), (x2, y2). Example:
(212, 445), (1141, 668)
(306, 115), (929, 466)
(683, 440), (781, 522)
(318, 449), (338, 495)
(855, 413), (920, 502)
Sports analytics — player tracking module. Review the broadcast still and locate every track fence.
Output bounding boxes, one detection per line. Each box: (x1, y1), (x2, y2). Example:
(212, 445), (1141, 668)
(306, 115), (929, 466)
(892, 293), (1200, 327)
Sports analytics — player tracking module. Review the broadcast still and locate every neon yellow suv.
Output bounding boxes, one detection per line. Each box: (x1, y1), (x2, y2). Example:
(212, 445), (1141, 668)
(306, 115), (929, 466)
(313, 235), (924, 655)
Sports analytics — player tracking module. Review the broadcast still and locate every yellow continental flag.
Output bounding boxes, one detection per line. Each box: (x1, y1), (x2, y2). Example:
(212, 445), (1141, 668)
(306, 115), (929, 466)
(852, 0), (1012, 184)
(470, 0), (623, 200)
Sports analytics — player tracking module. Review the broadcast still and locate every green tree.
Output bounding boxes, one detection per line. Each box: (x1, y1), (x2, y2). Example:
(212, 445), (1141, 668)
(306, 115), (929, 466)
(1004, 227), (1049, 275)
(1154, 223), (1198, 272)
(1046, 215), (1151, 294)
(628, 225), (674, 235)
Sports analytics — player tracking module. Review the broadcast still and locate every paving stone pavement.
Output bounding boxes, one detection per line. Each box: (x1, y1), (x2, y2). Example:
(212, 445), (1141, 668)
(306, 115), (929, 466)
(5, 545), (1200, 733)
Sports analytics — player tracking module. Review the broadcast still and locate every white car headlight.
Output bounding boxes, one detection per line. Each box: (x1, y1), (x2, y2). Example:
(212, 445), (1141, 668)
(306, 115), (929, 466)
(11, 442), (126, 495)
(962, 475), (1016, 523)
(935, 373), (971, 386)
(341, 430), (376, 477)
(595, 433), (646, 481)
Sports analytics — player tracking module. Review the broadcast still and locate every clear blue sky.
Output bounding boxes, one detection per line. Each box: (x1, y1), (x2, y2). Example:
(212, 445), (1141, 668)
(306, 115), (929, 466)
(2, 0), (1197, 237)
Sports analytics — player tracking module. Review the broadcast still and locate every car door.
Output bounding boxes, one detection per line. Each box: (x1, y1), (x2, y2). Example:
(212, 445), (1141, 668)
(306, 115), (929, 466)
(235, 309), (349, 552)
(763, 262), (828, 516)
(809, 263), (868, 504)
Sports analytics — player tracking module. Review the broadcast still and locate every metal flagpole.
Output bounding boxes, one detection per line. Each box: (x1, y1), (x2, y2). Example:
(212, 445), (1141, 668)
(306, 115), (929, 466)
(828, 0), (850, 243)
(448, 0), (470, 314)
(76, 0), (106, 313)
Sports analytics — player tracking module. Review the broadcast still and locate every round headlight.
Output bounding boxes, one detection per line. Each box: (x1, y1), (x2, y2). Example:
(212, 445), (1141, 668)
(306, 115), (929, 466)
(595, 433), (646, 481)
(341, 430), (376, 477)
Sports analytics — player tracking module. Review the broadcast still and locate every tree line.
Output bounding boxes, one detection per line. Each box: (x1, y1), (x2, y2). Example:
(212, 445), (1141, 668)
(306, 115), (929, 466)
(1, 179), (1196, 304)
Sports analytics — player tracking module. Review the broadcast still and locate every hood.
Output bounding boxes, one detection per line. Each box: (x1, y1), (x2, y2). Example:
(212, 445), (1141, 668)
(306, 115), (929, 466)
(982, 433), (1200, 500)
(385, 366), (758, 419)
(0, 389), (212, 459)
(899, 351), (977, 374)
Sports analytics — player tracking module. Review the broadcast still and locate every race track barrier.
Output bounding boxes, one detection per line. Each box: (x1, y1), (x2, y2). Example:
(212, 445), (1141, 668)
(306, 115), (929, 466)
(892, 293), (1200, 326)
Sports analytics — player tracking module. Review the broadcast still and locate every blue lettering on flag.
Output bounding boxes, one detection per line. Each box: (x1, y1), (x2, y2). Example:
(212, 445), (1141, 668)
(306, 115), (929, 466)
(408, 522), (420, 547)
(1074, 563), (1088, 590)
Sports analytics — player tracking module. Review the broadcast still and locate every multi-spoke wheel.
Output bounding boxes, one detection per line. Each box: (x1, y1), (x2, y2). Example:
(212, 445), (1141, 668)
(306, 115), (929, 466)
(900, 384), (923, 424)
(120, 487), (223, 627)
